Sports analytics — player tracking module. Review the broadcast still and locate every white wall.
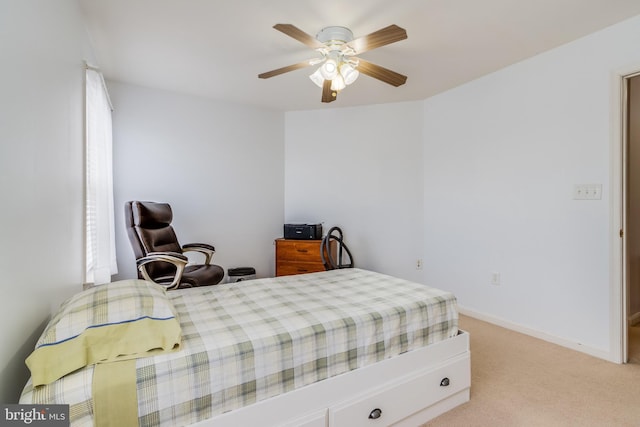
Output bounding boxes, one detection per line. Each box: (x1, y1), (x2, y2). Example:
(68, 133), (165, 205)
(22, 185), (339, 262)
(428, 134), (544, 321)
(284, 15), (640, 359)
(0, 0), (92, 402)
(422, 15), (640, 355)
(109, 82), (285, 281)
(285, 102), (424, 282)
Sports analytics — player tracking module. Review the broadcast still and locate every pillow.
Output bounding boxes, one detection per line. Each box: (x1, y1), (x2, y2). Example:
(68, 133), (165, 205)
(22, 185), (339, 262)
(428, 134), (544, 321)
(26, 279), (182, 386)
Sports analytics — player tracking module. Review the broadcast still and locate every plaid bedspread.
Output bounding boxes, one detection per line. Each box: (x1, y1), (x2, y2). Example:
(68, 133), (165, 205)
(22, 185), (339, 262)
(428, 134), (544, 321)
(20, 268), (458, 426)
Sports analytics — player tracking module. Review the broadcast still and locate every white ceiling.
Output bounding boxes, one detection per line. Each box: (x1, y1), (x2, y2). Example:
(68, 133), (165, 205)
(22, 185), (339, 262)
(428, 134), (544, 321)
(79, 0), (640, 111)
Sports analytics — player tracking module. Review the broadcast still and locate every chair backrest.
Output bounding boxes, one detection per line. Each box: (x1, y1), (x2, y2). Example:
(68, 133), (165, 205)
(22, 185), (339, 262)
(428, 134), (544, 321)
(125, 201), (183, 279)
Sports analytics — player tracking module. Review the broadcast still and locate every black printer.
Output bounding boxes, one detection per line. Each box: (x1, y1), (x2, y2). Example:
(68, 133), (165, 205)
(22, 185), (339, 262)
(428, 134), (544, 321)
(283, 223), (322, 240)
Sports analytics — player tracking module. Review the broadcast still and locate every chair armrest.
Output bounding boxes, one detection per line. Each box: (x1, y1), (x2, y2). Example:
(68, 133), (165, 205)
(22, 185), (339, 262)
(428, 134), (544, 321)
(182, 243), (215, 265)
(136, 252), (188, 290)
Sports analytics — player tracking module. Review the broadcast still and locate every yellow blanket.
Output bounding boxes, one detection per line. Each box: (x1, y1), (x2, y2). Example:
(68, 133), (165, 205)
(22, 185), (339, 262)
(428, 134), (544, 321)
(93, 359), (138, 427)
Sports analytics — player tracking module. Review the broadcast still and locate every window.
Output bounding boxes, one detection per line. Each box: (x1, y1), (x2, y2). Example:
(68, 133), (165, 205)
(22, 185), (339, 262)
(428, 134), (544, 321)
(85, 65), (117, 285)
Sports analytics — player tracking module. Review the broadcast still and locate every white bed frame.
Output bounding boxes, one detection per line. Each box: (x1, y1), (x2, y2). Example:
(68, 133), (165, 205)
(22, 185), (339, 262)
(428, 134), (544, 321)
(193, 330), (470, 427)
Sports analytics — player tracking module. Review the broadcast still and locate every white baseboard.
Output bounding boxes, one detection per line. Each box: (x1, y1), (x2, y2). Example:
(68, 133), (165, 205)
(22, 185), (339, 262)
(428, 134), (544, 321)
(629, 312), (640, 326)
(458, 306), (611, 362)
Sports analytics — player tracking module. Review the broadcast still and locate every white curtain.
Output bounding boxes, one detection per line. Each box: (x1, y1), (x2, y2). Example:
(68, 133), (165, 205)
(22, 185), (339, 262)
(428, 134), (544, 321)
(85, 67), (117, 285)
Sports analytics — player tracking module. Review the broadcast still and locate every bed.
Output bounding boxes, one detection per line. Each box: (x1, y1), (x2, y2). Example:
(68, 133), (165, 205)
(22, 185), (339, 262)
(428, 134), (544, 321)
(20, 268), (470, 427)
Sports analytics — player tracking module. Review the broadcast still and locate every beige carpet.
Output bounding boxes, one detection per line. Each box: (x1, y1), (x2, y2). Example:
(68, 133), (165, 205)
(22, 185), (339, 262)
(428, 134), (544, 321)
(424, 315), (640, 427)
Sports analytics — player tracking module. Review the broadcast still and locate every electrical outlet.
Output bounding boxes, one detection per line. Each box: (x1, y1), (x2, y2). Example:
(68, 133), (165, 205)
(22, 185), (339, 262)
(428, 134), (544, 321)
(491, 272), (501, 286)
(416, 259), (423, 270)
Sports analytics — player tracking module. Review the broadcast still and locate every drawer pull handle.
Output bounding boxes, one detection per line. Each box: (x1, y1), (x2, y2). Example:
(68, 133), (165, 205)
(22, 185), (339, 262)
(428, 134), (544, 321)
(297, 249), (308, 253)
(368, 408), (382, 419)
(440, 377), (450, 387)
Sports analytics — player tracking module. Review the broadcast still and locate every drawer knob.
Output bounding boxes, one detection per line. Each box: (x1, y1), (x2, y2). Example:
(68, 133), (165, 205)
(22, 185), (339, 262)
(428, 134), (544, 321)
(368, 408), (382, 419)
(440, 377), (450, 387)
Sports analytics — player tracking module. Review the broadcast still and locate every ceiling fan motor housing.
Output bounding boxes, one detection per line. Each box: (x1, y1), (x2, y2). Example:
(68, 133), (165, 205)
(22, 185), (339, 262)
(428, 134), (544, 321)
(316, 26), (354, 45)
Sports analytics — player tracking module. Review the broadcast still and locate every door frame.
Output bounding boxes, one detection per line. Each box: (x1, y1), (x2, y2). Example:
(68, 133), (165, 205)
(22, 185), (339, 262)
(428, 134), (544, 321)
(611, 66), (640, 364)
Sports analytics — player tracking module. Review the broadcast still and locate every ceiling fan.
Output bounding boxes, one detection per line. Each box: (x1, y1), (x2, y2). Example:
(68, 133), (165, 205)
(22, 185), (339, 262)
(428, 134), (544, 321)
(258, 24), (408, 103)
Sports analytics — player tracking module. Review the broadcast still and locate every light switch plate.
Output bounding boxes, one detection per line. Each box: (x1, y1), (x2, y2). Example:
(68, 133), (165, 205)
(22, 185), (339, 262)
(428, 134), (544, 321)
(573, 184), (602, 200)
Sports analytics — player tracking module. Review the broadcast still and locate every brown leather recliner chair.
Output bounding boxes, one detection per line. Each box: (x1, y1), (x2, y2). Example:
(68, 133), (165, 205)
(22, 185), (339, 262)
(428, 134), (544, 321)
(125, 201), (224, 289)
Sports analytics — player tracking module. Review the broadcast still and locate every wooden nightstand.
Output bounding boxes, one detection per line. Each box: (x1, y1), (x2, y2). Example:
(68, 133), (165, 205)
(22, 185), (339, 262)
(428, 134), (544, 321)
(275, 238), (335, 277)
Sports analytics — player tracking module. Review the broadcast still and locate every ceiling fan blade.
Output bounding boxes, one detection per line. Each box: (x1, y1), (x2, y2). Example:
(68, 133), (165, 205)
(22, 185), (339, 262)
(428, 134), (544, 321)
(347, 24), (407, 54)
(356, 58), (407, 87)
(322, 79), (337, 103)
(273, 24), (324, 49)
(258, 60), (316, 79)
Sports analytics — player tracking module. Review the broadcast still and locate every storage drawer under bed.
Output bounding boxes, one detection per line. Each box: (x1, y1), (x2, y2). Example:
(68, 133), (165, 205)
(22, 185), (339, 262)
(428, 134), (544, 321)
(328, 353), (470, 426)
(190, 331), (469, 427)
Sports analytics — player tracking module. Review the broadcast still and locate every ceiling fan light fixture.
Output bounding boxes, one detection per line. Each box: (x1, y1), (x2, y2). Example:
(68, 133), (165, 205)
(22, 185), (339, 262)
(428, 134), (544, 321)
(309, 68), (325, 88)
(330, 74), (346, 91)
(320, 58), (338, 80)
(340, 63), (359, 85)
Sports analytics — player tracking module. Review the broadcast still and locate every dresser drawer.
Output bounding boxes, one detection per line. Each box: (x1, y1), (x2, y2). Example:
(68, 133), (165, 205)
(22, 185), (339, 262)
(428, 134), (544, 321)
(276, 262), (327, 277)
(276, 240), (324, 262)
